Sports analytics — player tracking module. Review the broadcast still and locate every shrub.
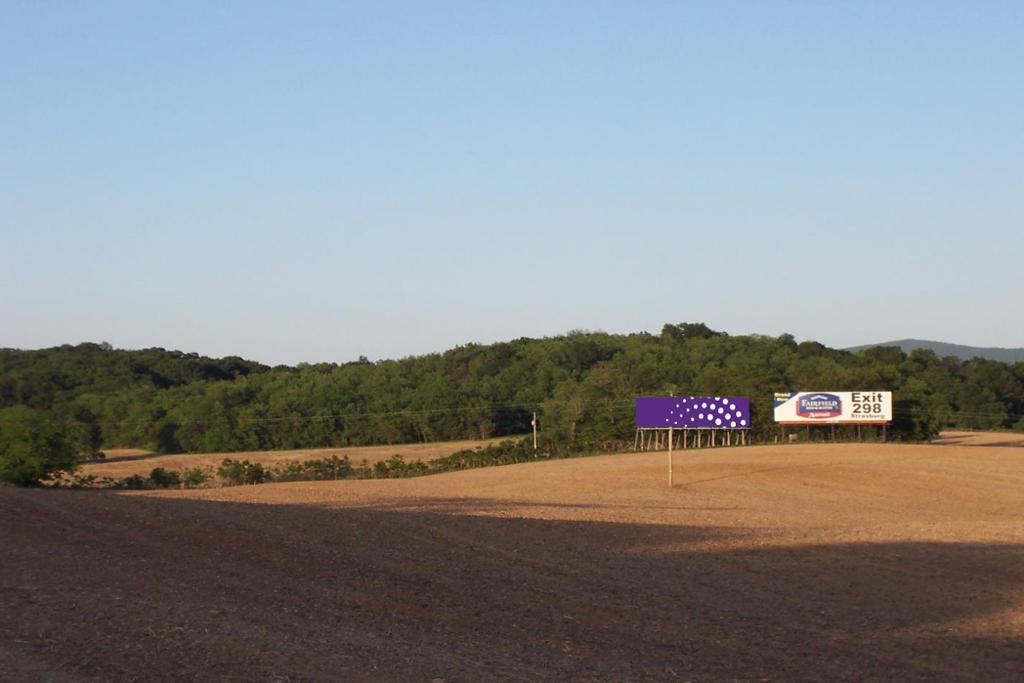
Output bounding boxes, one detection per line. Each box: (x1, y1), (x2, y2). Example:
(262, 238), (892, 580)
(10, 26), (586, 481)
(181, 466), (213, 488)
(217, 459), (267, 485)
(372, 454), (428, 478)
(270, 455), (352, 482)
(57, 473), (100, 488)
(149, 467), (181, 488)
(307, 455), (352, 480)
(270, 461), (308, 482)
(118, 474), (148, 489)
(428, 438), (535, 473)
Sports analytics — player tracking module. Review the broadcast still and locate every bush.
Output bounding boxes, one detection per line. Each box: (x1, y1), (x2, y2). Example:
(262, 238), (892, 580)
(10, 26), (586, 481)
(57, 473), (101, 488)
(428, 438), (535, 473)
(270, 455), (352, 482)
(118, 474), (148, 489)
(217, 459), (268, 485)
(149, 467), (181, 488)
(372, 454), (429, 479)
(181, 466), (213, 488)
(305, 455), (352, 480)
(36, 437), (550, 490)
(270, 461), (307, 482)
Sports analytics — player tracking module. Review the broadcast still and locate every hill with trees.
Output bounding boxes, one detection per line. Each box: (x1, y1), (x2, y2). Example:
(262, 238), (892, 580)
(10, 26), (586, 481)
(845, 339), (1024, 364)
(2, 325), (1023, 483)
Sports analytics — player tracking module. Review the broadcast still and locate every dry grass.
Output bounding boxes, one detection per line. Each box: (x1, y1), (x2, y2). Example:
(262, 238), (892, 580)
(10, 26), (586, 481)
(81, 436), (516, 478)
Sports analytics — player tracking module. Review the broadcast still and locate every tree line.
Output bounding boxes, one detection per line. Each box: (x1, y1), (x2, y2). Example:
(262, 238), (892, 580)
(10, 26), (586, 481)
(2, 324), (1023, 483)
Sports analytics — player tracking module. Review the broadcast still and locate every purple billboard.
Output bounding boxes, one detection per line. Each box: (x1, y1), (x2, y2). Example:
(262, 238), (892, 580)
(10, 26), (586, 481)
(635, 396), (750, 429)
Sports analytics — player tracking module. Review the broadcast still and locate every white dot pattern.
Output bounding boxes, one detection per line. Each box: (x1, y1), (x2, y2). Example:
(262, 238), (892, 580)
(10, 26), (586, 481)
(639, 396), (751, 429)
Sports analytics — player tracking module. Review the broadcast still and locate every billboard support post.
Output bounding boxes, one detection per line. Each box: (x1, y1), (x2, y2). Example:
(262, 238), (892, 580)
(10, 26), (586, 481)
(668, 426), (674, 489)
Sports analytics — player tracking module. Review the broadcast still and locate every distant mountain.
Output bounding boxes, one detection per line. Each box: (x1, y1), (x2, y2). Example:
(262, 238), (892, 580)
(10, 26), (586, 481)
(846, 339), (1024, 363)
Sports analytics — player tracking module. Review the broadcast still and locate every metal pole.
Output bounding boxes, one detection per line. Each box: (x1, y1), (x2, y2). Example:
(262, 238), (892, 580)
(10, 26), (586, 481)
(668, 426), (674, 488)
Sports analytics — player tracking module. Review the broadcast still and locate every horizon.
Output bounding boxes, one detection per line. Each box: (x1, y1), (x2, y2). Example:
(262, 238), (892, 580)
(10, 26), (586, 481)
(4, 2), (1022, 366)
(5, 329), (1023, 368)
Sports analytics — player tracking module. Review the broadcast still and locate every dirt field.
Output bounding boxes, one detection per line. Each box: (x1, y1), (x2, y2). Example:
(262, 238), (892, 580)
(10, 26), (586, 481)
(4, 436), (1024, 681)
(81, 437), (514, 479)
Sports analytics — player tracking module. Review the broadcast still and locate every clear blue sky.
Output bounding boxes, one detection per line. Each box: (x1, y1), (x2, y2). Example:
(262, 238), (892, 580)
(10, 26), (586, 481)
(3, 1), (1021, 365)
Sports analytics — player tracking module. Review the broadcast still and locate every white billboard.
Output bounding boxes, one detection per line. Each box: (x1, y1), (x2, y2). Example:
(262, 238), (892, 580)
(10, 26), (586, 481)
(773, 391), (892, 424)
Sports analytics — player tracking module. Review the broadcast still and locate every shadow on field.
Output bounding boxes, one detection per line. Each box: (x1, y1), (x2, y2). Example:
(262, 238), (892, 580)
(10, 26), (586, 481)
(932, 433), (1024, 448)
(3, 488), (1024, 682)
(934, 439), (1024, 448)
(85, 452), (159, 464)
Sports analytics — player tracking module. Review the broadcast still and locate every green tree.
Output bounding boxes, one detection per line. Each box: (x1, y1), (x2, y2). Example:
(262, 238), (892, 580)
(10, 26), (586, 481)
(0, 406), (78, 485)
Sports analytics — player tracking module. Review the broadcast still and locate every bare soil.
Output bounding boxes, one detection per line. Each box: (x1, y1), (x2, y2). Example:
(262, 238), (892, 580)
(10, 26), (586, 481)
(81, 437), (513, 479)
(4, 437), (1024, 681)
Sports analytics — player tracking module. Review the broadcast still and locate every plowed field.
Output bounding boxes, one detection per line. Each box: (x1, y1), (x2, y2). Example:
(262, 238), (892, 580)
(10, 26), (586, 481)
(4, 436), (1024, 681)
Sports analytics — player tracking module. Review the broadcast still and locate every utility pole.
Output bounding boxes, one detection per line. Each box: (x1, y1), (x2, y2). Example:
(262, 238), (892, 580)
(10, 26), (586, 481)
(532, 412), (538, 452)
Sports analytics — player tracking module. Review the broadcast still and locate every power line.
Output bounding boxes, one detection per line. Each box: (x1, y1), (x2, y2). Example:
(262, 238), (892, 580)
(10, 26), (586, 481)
(10, 396), (1020, 429)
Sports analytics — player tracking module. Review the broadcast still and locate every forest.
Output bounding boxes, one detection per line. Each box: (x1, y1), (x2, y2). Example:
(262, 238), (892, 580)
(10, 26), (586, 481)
(2, 323), (1023, 482)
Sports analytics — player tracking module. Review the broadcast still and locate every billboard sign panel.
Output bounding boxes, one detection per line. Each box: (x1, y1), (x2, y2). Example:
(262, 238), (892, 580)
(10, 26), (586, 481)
(773, 391), (892, 424)
(797, 393), (842, 419)
(635, 396), (750, 429)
